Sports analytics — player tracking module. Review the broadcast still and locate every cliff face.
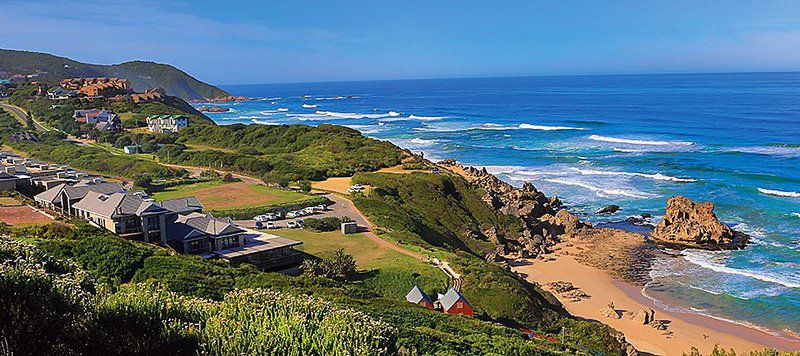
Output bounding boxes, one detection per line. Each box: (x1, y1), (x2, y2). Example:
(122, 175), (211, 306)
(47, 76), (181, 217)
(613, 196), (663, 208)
(439, 160), (588, 259)
(652, 196), (748, 248)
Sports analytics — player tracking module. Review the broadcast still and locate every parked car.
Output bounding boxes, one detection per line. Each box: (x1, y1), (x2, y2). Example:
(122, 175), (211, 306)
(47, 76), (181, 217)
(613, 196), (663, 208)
(295, 219), (304, 227)
(313, 204), (326, 212)
(347, 184), (365, 193)
(302, 207), (315, 215)
(287, 221), (298, 228)
(286, 211), (299, 218)
(265, 221), (276, 229)
(254, 215), (269, 222)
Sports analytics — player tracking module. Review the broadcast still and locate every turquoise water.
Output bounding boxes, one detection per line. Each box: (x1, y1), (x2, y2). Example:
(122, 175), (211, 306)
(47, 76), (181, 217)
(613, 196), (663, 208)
(211, 73), (800, 337)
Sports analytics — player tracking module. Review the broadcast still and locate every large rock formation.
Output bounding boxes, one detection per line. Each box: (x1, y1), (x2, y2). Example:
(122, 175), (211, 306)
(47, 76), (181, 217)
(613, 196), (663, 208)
(652, 196), (747, 249)
(438, 160), (567, 258)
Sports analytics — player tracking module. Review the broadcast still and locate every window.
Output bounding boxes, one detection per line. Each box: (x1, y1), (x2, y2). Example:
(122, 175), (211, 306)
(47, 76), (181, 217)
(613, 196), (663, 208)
(147, 216), (160, 230)
(456, 302), (463, 309)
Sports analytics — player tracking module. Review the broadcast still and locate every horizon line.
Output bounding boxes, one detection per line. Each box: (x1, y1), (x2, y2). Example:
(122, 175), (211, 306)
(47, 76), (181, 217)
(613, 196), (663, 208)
(218, 69), (800, 87)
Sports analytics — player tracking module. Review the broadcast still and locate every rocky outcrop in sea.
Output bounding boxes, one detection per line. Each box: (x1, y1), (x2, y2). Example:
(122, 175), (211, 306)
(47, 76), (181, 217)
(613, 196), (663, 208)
(652, 196), (748, 249)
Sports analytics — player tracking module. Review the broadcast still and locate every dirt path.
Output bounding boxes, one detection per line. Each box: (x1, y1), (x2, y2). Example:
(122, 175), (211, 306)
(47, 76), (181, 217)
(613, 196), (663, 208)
(324, 193), (424, 260)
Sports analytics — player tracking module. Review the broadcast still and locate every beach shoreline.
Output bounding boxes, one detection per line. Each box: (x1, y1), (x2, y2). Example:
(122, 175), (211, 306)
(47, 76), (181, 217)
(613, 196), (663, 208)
(512, 245), (800, 355)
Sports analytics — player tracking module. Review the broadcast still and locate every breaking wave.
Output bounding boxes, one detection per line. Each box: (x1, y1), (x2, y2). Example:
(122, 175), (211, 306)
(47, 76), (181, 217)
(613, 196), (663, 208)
(728, 146), (800, 157)
(541, 178), (653, 199)
(758, 188), (800, 198)
(518, 123), (585, 131)
(575, 169), (697, 183)
(251, 119), (279, 125)
(302, 104), (318, 108)
(683, 250), (800, 288)
(589, 135), (694, 146)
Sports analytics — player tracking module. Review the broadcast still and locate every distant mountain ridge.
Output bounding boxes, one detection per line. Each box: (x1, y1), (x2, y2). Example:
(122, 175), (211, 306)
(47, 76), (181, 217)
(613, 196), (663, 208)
(0, 49), (229, 101)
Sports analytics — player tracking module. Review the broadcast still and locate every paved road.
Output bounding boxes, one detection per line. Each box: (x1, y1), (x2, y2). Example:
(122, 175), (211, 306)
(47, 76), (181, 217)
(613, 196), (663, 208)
(0, 103), (48, 132)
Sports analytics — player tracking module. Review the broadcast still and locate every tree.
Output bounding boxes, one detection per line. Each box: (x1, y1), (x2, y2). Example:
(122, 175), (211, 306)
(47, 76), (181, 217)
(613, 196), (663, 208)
(301, 249), (357, 281)
(298, 180), (312, 193)
(222, 172), (236, 182)
(133, 174), (153, 188)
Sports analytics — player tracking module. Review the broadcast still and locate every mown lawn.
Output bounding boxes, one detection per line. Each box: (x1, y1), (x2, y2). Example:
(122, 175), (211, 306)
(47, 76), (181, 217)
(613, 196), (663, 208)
(270, 229), (448, 299)
(151, 180), (312, 210)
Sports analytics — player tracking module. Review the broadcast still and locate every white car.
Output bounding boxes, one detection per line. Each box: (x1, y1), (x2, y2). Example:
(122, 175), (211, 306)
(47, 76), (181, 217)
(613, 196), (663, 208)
(287, 221), (298, 228)
(302, 207), (316, 215)
(313, 205), (326, 212)
(286, 211), (299, 218)
(265, 221), (276, 229)
(254, 215), (269, 222)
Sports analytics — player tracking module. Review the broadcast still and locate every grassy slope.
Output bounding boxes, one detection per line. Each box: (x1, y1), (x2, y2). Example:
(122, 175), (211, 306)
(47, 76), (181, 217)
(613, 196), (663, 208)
(150, 180), (312, 210)
(0, 49), (228, 100)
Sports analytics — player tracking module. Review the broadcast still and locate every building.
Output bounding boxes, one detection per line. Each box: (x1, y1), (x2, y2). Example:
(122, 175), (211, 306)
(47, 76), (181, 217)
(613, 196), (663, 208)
(9, 132), (39, 142)
(46, 86), (78, 100)
(34, 181), (126, 214)
(123, 145), (140, 154)
(61, 77), (131, 91)
(207, 232), (303, 271)
(74, 109), (116, 124)
(147, 115), (188, 133)
(131, 87), (165, 103)
(439, 288), (474, 317)
(0, 172), (18, 191)
(95, 115), (122, 132)
(72, 191), (170, 243)
(166, 212), (245, 253)
(341, 221), (358, 234)
(405, 285), (435, 310)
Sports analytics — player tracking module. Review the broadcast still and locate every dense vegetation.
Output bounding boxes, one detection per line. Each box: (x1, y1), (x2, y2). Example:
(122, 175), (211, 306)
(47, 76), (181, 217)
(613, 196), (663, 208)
(155, 123), (405, 182)
(352, 172), (524, 254)
(9, 131), (182, 181)
(0, 49), (228, 100)
(1, 223), (599, 355)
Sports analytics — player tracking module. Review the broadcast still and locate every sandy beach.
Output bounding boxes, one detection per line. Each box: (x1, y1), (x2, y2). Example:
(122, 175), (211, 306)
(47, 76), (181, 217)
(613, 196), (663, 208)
(512, 246), (800, 355)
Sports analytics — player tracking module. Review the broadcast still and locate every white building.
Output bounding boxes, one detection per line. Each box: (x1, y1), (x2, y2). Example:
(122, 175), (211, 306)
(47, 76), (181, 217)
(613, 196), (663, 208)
(147, 115), (189, 133)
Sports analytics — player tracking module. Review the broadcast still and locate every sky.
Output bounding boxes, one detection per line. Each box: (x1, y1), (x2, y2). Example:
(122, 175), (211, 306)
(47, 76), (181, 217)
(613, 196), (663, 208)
(2, 0), (800, 85)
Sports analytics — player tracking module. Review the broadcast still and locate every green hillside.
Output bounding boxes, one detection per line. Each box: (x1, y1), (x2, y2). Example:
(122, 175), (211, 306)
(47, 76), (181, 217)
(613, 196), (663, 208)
(0, 49), (228, 100)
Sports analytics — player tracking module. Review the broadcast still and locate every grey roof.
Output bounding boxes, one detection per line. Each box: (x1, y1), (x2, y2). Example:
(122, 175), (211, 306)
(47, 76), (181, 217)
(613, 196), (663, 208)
(0, 172), (16, 180)
(168, 212), (244, 241)
(405, 285), (433, 305)
(72, 191), (168, 218)
(439, 288), (471, 311)
(161, 196), (204, 214)
(63, 182), (125, 200)
(34, 183), (67, 203)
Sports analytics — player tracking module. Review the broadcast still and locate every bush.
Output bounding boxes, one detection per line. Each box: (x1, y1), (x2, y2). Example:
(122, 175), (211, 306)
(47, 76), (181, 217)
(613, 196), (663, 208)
(302, 249), (357, 281)
(299, 180), (312, 193)
(304, 216), (350, 232)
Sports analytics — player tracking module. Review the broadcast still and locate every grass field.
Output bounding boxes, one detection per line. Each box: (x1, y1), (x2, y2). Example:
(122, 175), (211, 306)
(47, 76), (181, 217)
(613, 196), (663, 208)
(0, 196), (20, 205)
(151, 180), (312, 210)
(271, 229), (448, 299)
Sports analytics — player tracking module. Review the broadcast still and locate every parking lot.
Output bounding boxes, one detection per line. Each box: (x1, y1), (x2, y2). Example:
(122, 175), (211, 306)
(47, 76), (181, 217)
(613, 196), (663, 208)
(234, 193), (366, 231)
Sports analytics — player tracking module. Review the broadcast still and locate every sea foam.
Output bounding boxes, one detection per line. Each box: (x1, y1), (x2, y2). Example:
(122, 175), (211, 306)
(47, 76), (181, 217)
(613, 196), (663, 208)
(682, 249), (800, 288)
(575, 169), (697, 183)
(302, 104), (318, 108)
(541, 178), (653, 199)
(758, 188), (800, 198)
(589, 134), (694, 146)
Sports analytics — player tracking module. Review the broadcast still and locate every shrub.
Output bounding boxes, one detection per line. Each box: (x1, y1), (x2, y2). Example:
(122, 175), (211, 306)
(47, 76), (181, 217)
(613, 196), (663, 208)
(302, 249), (357, 281)
(303, 216), (350, 232)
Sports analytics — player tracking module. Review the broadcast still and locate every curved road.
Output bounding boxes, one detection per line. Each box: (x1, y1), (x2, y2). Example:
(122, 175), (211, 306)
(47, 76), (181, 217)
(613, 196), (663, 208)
(0, 102), (48, 132)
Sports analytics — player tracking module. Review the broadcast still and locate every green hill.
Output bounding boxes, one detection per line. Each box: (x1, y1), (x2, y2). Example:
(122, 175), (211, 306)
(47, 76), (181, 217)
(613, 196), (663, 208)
(0, 49), (228, 100)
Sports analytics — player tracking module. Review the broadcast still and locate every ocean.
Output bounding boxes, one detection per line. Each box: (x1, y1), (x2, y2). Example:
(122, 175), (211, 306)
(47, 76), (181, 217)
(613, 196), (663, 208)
(209, 73), (800, 338)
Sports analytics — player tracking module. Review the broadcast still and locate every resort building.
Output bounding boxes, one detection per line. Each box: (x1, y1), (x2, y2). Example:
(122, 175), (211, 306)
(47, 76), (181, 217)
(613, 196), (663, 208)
(439, 288), (474, 317)
(0, 172), (18, 191)
(34, 181), (126, 214)
(147, 115), (188, 133)
(131, 87), (165, 103)
(71, 190), (170, 243)
(405, 285), (435, 310)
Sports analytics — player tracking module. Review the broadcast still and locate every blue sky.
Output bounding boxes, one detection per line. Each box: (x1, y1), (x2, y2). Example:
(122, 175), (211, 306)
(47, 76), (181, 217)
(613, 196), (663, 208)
(2, 0), (800, 85)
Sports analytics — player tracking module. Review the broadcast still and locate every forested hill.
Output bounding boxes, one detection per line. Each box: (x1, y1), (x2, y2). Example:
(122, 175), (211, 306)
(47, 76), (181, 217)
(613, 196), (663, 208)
(0, 49), (229, 100)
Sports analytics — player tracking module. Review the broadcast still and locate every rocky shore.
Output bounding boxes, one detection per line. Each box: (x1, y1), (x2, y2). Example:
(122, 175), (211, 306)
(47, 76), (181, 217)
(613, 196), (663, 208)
(437, 159), (750, 284)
